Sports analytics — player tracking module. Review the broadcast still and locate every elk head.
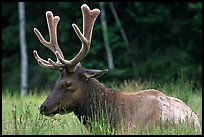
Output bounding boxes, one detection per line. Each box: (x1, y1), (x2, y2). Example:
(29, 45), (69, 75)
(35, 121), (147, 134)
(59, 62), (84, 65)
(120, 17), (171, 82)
(33, 4), (107, 116)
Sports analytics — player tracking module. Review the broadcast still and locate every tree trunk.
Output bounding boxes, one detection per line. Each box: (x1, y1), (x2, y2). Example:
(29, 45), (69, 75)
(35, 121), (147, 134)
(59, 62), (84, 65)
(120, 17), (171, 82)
(109, 2), (136, 72)
(18, 2), (28, 96)
(99, 2), (114, 70)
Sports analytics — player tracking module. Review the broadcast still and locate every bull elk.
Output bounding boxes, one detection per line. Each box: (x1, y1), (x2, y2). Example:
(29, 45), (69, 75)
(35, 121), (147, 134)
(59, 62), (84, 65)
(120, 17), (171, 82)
(33, 4), (201, 134)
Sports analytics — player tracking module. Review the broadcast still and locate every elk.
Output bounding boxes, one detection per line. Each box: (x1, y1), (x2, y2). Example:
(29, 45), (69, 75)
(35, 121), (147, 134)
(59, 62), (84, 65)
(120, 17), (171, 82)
(33, 4), (201, 134)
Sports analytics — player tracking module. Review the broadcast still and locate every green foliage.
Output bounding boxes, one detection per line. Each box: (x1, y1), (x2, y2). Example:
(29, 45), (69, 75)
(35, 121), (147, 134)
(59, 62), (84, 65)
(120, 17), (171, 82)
(2, 2), (202, 92)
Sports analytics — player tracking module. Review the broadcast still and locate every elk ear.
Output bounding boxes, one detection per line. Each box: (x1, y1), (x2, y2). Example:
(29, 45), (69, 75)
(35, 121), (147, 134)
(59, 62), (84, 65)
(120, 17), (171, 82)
(82, 69), (108, 80)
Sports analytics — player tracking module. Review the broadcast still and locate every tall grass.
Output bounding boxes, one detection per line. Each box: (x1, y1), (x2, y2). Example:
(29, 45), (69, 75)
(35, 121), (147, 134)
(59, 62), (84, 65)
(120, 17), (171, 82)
(2, 91), (88, 135)
(2, 80), (202, 135)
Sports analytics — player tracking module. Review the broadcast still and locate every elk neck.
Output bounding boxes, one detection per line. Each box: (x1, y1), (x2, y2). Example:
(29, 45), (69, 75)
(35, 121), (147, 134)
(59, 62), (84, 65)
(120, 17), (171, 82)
(73, 76), (118, 126)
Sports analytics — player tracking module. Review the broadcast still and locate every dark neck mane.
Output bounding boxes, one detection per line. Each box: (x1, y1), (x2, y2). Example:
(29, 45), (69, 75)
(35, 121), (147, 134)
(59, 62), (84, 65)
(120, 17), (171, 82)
(74, 78), (117, 126)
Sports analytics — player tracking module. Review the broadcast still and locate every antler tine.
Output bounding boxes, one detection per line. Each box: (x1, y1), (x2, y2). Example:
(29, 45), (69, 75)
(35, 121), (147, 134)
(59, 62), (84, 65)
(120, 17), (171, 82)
(33, 50), (59, 70)
(56, 4), (100, 72)
(33, 11), (64, 69)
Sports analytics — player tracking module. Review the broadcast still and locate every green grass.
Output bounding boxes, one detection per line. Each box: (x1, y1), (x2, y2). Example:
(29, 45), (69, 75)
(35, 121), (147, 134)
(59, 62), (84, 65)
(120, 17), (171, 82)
(2, 91), (88, 135)
(2, 80), (202, 135)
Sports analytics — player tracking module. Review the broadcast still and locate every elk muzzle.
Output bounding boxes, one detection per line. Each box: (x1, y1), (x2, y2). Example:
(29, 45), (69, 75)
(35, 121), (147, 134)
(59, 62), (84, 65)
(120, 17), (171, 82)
(40, 105), (46, 114)
(39, 104), (60, 117)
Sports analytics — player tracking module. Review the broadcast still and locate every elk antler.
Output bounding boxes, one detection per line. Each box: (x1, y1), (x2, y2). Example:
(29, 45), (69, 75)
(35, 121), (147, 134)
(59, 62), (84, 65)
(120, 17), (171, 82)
(33, 11), (64, 70)
(33, 4), (100, 71)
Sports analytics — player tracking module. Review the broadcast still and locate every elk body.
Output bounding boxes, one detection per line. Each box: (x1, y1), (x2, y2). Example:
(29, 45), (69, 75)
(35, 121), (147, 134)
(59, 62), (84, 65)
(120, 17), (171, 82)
(33, 4), (201, 134)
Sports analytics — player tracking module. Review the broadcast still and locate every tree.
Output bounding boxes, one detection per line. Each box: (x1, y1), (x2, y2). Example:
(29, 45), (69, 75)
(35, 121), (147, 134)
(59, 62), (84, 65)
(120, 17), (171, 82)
(99, 2), (114, 70)
(18, 2), (28, 96)
(109, 2), (136, 75)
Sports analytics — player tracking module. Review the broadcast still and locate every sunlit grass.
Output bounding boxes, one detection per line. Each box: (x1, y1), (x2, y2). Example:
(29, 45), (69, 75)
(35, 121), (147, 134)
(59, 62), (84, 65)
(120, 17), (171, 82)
(2, 92), (89, 135)
(2, 80), (202, 135)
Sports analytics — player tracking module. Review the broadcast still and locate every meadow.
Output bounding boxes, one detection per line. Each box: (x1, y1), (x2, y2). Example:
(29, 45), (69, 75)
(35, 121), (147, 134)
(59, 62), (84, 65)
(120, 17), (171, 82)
(2, 80), (202, 135)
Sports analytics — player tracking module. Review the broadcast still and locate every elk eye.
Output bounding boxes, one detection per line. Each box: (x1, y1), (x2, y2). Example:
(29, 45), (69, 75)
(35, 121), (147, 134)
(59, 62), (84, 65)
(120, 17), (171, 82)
(66, 81), (72, 88)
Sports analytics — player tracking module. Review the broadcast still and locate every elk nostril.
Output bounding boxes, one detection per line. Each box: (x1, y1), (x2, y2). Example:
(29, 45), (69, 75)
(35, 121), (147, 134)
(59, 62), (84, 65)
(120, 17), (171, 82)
(40, 106), (46, 114)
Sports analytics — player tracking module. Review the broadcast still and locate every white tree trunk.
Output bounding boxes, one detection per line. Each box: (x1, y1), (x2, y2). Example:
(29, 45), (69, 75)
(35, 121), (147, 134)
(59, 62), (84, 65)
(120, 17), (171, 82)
(18, 2), (28, 96)
(99, 2), (114, 70)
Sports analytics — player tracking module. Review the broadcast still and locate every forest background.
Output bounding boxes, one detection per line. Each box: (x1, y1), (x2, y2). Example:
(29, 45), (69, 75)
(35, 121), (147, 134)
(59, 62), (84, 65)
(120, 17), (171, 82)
(2, 2), (202, 94)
